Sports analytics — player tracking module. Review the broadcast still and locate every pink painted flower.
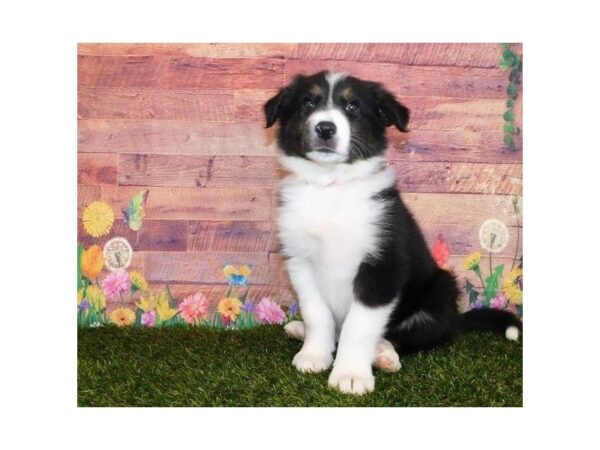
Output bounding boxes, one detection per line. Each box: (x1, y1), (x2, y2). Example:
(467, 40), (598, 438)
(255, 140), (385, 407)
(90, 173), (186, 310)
(505, 302), (518, 315)
(490, 293), (507, 310)
(141, 310), (157, 327)
(221, 314), (232, 326)
(101, 270), (131, 300)
(254, 297), (286, 324)
(179, 292), (210, 325)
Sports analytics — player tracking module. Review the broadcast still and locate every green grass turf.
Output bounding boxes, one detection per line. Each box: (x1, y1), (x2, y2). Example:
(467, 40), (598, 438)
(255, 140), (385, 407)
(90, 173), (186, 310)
(78, 326), (522, 407)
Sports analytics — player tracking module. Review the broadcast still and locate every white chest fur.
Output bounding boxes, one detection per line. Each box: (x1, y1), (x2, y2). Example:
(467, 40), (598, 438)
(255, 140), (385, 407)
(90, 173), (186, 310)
(277, 157), (396, 326)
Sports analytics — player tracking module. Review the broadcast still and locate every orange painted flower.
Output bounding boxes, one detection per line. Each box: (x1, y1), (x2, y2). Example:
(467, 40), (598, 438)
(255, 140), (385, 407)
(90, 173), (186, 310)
(431, 234), (450, 268)
(81, 245), (105, 280)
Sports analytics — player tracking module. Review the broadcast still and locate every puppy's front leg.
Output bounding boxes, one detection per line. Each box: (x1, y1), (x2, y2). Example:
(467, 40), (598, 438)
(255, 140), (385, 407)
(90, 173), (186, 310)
(286, 257), (336, 373)
(329, 300), (394, 395)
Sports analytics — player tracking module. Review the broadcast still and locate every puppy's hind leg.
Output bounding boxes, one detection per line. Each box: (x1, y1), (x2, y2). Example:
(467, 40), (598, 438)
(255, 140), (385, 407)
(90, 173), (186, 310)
(284, 320), (305, 341)
(374, 338), (401, 373)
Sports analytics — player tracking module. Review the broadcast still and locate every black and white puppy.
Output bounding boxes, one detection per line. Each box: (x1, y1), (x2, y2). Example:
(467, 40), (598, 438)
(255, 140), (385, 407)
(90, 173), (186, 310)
(264, 71), (522, 395)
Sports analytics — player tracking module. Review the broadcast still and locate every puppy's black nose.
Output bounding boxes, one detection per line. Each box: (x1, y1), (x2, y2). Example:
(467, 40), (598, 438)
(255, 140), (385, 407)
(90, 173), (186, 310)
(315, 121), (336, 140)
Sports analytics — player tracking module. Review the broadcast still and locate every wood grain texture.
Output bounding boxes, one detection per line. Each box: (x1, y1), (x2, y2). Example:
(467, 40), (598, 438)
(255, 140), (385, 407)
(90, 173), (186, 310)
(402, 193), (522, 226)
(387, 130), (522, 162)
(78, 43), (297, 58)
(78, 55), (285, 89)
(118, 154), (280, 188)
(76, 43), (523, 300)
(293, 43), (520, 68)
(78, 153), (118, 185)
(78, 185), (273, 221)
(392, 161), (523, 195)
(188, 221), (277, 253)
(78, 88), (235, 121)
(286, 59), (507, 99)
(143, 251), (290, 285)
(78, 120), (278, 156)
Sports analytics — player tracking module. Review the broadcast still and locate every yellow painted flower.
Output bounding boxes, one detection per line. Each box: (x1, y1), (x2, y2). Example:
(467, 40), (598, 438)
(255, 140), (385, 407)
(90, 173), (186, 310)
(156, 291), (178, 322)
(77, 288), (85, 305)
(110, 307), (135, 327)
(222, 264), (237, 277)
(81, 244), (105, 280)
(238, 264), (252, 277)
(86, 285), (106, 310)
(464, 252), (482, 271)
(137, 291), (158, 313)
(82, 201), (114, 238)
(130, 271), (148, 292)
(218, 297), (242, 321)
(503, 268), (523, 305)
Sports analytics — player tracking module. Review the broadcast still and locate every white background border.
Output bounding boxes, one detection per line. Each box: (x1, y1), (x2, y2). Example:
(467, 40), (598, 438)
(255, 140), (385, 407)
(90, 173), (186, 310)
(2, 0), (599, 448)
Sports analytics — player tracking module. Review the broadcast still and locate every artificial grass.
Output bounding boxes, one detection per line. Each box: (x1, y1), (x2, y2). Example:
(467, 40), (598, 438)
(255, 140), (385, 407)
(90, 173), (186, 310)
(78, 326), (522, 407)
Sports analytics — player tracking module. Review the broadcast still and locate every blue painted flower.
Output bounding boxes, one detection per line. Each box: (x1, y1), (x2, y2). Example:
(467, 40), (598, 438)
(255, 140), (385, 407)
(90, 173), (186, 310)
(241, 300), (255, 313)
(78, 298), (90, 312)
(288, 300), (299, 317)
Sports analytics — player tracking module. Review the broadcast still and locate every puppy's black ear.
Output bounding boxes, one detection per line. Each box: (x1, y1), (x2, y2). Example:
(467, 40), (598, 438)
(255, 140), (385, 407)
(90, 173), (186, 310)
(373, 85), (410, 132)
(264, 88), (289, 128)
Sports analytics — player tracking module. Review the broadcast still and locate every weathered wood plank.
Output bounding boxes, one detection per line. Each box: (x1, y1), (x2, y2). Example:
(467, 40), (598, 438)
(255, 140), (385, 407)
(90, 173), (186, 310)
(188, 221), (277, 253)
(395, 65), (506, 99)
(78, 88), (235, 121)
(78, 153), (118, 185)
(234, 89), (277, 123)
(387, 130), (522, 163)
(77, 185), (273, 221)
(137, 220), (188, 251)
(118, 154), (280, 188)
(402, 193), (522, 226)
(293, 43), (519, 68)
(78, 120), (278, 156)
(78, 55), (285, 89)
(285, 60), (506, 99)
(391, 161), (523, 195)
(143, 251), (290, 285)
(77, 217), (140, 250)
(284, 59), (398, 86)
(78, 43), (297, 58)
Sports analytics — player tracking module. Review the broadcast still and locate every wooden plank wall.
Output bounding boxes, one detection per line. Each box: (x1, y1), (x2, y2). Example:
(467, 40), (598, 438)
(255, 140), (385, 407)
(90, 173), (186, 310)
(78, 43), (523, 306)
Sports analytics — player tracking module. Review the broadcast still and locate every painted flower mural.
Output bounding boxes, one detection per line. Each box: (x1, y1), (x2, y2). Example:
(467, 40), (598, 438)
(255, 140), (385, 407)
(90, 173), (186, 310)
(77, 195), (299, 329)
(463, 196), (523, 318)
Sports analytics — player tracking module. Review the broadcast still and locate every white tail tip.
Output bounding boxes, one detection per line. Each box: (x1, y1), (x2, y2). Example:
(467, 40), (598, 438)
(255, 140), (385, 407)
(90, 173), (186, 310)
(505, 325), (520, 341)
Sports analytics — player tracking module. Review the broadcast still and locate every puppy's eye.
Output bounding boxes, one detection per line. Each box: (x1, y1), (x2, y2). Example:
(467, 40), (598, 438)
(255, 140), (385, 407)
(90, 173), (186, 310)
(345, 102), (359, 114)
(303, 98), (315, 111)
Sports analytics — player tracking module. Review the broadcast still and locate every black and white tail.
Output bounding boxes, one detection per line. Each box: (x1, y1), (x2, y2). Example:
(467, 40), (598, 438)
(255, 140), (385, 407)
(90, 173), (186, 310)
(460, 308), (522, 341)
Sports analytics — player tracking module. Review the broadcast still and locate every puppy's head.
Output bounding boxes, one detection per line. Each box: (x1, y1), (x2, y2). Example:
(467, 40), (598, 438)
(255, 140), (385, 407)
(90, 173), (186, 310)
(264, 71), (409, 164)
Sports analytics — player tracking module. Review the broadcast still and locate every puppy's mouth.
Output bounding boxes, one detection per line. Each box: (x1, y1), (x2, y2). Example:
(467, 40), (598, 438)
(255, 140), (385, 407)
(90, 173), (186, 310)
(312, 146), (336, 154)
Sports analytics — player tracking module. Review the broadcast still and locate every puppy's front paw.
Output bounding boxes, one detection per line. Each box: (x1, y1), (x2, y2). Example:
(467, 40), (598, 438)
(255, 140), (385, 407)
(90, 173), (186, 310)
(328, 366), (375, 395)
(292, 351), (332, 373)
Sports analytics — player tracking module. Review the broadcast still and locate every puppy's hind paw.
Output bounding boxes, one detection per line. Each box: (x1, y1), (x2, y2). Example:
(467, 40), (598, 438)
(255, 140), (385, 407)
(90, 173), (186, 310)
(284, 320), (305, 341)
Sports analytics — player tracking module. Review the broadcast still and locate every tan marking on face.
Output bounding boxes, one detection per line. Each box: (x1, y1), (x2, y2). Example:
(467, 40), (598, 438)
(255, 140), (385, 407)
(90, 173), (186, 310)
(310, 84), (323, 96)
(341, 87), (353, 101)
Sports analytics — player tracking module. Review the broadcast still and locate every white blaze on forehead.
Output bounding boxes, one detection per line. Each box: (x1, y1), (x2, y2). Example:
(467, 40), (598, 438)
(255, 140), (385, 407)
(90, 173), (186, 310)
(326, 71), (347, 106)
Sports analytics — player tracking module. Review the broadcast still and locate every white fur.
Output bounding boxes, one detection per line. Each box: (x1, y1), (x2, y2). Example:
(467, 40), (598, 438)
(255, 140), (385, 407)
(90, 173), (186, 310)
(278, 154), (397, 393)
(505, 325), (520, 341)
(306, 108), (351, 162)
(326, 71), (347, 106)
